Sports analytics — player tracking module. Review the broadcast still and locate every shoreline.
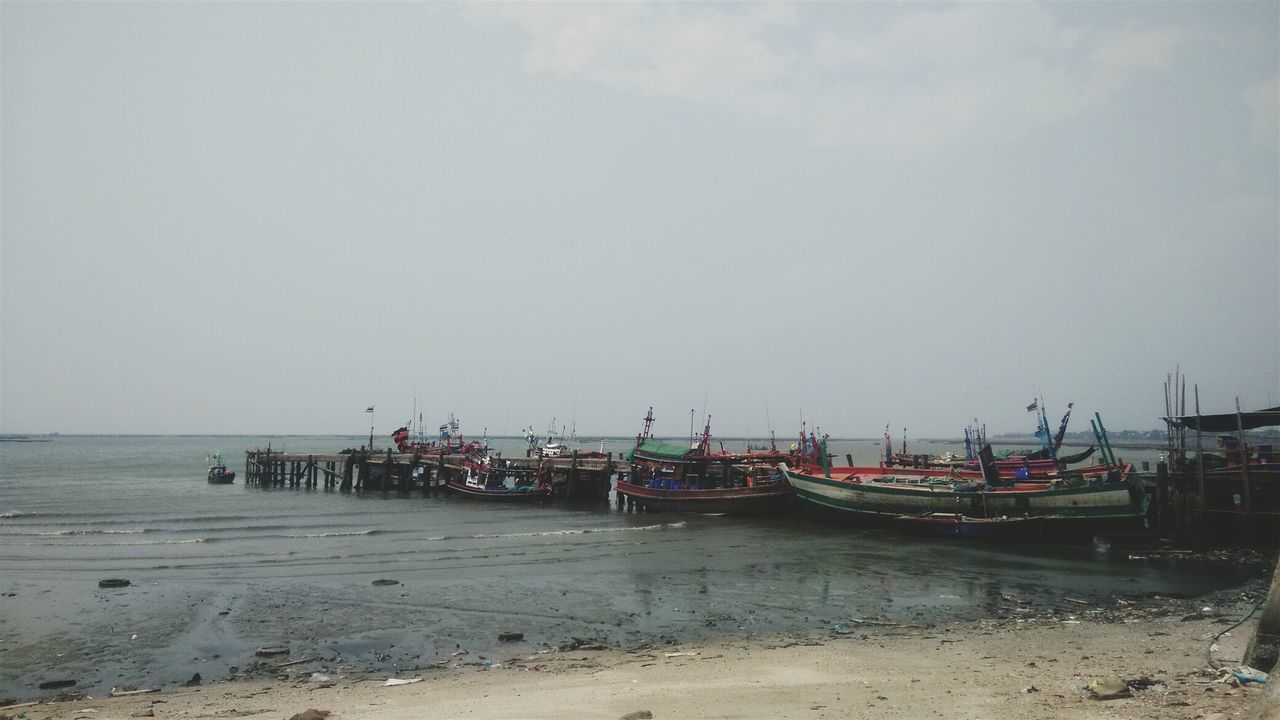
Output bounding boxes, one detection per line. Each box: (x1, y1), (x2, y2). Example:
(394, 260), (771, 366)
(2, 551), (1271, 705)
(7, 611), (1275, 720)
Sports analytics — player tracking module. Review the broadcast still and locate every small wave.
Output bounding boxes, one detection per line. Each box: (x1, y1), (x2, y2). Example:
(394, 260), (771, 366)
(465, 520), (686, 538)
(282, 529), (384, 538)
(26, 528), (149, 536)
(20, 537), (209, 547)
(0, 511), (26, 519)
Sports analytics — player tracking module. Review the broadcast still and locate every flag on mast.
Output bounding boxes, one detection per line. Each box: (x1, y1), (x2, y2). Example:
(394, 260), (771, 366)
(1026, 401), (1038, 413)
(365, 406), (375, 413)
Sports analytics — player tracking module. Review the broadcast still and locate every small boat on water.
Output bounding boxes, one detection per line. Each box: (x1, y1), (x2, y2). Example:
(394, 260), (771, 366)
(206, 452), (235, 484)
(615, 408), (793, 514)
(781, 438), (1146, 536)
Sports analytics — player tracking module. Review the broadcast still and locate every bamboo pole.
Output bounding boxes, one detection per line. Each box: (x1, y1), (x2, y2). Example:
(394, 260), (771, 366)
(1195, 385), (1206, 550)
(1236, 397), (1251, 532)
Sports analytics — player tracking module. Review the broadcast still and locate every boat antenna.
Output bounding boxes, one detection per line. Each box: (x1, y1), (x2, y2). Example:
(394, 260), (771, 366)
(765, 401), (777, 451)
(689, 408), (695, 447)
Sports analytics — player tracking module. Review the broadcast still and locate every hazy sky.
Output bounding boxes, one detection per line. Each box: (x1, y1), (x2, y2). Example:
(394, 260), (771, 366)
(2, 2), (1277, 438)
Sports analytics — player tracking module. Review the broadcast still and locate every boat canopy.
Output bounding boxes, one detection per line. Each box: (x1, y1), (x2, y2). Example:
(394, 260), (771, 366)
(628, 439), (696, 462)
(1166, 406), (1280, 433)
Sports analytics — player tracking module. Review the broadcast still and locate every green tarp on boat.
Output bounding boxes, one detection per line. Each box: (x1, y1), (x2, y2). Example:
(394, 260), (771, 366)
(628, 439), (697, 462)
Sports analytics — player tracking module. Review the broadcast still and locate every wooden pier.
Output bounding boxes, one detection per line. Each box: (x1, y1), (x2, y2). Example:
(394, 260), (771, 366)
(1150, 382), (1280, 548)
(242, 448), (624, 500)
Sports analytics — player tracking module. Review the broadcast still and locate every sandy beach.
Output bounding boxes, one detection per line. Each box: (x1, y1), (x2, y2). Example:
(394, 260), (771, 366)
(9, 609), (1276, 720)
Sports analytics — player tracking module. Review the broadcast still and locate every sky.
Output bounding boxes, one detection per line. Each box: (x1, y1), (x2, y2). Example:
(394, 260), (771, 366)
(1, 2), (1277, 438)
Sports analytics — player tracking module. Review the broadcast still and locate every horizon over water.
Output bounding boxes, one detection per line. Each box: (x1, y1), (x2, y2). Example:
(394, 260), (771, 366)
(0, 435), (1255, 701)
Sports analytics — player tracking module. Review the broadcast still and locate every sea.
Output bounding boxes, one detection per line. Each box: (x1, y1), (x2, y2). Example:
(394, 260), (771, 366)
(0, 435), (1261, 700)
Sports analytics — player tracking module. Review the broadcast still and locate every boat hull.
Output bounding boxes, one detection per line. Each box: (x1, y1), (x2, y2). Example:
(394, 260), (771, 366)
(207, 471), (235, 484)
(446, 481), (552, 502)
(781, 464), (1145, 531)
(614, 479), (793, 514)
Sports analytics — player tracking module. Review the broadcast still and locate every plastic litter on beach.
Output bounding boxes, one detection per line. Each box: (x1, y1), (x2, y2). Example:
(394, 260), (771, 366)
(664, 651), (700, 658)
(382, 677), (422, 686)
(1083, 677), (1131, 700)
(1232, 666), (1268, 684)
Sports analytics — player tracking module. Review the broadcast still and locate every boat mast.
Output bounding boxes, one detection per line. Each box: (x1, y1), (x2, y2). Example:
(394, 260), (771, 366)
(637, 407), (654, 449)
(1052, 403), (1074, 451)
(1039, 396), (1058, 463)
(697, 414), (712, 455)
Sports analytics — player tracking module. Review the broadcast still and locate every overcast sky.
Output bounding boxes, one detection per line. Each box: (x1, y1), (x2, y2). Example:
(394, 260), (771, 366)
(2, 2), (1277, 438)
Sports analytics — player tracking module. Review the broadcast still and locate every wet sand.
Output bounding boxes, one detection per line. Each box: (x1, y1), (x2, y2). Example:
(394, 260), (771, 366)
(9, 611), (1276, 720)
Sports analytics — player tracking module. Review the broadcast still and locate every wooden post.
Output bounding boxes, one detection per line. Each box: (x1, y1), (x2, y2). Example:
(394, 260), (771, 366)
(603, 453), (614, 499)
(1155, 461), (1169, 537)
(1235, 399), (1252, 542)
(1194, 385), (1206, 550)
(341, 455), (353, 492)
(1172, 461), (1188, 547)
(569, 452), (579, 498)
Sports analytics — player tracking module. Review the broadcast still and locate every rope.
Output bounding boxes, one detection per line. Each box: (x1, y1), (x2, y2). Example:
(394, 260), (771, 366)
(1206, 598), (1266, 670)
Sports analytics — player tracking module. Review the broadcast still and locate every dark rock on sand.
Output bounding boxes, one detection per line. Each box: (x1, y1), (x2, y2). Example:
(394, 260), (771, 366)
(37, 680), (76, 690)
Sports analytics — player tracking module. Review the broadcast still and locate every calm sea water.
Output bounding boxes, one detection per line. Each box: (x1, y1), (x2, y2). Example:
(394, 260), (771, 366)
(0, 435), (1237, 700)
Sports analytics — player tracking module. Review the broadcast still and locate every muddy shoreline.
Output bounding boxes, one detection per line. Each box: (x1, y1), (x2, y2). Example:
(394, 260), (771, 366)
(3, 557), (1272, 708)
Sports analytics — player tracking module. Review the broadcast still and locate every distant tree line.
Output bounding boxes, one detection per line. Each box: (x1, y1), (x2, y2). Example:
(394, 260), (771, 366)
(992, 428), (1279, 442)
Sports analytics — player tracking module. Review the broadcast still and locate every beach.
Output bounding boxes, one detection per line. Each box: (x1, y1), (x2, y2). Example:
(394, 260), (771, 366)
(8, 609), (1277, 720)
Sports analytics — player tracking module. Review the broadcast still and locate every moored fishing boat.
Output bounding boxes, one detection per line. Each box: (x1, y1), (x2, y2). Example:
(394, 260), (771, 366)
(615, 408), (793, 514)
(886, 404), (1100, 481)
(393, 414), (486, 458)
(781, 438), (1146, 535)
(446, 457), (552, 502)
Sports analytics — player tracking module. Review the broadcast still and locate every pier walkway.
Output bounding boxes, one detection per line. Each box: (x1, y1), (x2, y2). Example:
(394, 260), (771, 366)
(242, 448), (623, 500)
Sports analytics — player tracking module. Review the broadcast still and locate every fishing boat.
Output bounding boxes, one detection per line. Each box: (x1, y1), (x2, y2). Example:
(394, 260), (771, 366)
(887, 404), (1098, 480)
(393, 414), (486, 458)
(781, 438), (1147, 535)
(615, 408), (793, 514)
(445, 457), (552, 501)
(524, 420), (575, 458)
(206, 452), (235, 484)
